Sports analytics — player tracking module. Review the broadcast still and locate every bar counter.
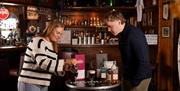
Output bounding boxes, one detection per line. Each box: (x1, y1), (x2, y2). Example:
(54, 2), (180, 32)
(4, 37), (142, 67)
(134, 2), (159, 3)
(0, 45), (26, 53)
(0, 45), (26, 76)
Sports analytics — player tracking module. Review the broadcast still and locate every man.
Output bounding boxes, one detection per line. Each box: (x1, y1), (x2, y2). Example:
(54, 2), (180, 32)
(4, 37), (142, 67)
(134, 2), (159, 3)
(104, 10), (152, 91)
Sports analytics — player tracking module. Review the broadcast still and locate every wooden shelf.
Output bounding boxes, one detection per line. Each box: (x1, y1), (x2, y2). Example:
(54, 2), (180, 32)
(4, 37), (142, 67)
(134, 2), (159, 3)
(0, 46), (26, 53)
(62, 6), (136, 13)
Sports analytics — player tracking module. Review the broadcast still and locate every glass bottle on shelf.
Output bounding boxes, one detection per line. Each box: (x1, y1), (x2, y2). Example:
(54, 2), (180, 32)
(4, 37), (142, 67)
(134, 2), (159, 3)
(96, 17), (100, 26)
(81, 17), (85, 26)
(71, 31), (78, 45)
(73, 0), (77, 6)
(84, 18), (88, 26)
(152, 0), (157, 5)
(93, 17), (97, 26)
(87, 32), (91, 45)
(108, 0), (114, 7)
(83, 31), (87, 45)
(78, 31), (83, 45)
(95, 0), (99, 7)
(91, 34), (95, 45)
(99, 28), (105, 45)
(90, 17), (93, 26)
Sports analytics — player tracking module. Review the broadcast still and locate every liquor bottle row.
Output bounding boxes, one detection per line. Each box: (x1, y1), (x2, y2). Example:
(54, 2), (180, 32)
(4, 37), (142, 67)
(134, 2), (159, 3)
(59, 15), (139, 27)
(59, 16), (104, 27)
(71, 30), (118, 45)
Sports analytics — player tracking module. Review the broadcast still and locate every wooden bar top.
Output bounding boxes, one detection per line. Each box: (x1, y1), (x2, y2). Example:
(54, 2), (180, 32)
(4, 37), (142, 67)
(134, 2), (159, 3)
(0, 46), (26, 52)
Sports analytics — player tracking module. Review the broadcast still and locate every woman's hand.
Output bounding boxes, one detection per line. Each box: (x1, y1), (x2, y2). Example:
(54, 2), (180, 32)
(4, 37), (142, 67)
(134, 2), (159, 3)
(63, 58), (78, 71)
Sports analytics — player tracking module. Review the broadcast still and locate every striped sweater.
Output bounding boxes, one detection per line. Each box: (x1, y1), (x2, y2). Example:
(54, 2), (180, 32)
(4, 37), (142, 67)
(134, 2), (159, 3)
(18, 37), (64, 86)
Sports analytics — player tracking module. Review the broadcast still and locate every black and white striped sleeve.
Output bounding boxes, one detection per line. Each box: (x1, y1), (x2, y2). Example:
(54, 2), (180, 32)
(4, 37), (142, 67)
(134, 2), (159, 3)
(29, 38), (64, 74)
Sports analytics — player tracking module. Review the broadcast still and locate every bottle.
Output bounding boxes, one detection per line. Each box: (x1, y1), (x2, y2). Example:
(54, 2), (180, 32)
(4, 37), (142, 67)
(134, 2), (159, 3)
(108, 0), (113, 7)
(73, 0), (77, 6)
(100, 29), (105, 45)
(87, 32), (91, 45)
(95, 0), (99, 7)
(152, 0), (156, 5)
(78, 32), (83, 45)
(71, 31), (78, 45)
(90, 17), (93, 26)
(100, 58), (107, 80)
(111, 61), (119, 84)
(96, 17), (100, 26)
(83, 31), (87, 45)
(106, 68), (112, 83)
(93, 17), (96, 26)
(91, 34), (95, 45)
(104, 31), (108, 44)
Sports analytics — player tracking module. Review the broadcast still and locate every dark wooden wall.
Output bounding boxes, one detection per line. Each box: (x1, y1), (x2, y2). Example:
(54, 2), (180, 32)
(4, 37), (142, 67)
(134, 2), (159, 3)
(156, 0), (178, 91)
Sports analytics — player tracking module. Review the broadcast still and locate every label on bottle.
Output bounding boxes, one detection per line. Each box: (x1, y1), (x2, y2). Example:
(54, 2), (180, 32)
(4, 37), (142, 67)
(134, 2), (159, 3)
(101, 73), (106, 78)
(72, 38), (78, 45)
(113, 74), (118, 80)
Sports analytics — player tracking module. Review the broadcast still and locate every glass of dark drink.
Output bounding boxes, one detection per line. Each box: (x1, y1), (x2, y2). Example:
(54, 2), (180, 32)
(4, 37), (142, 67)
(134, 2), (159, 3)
(88, 70), (96, 86)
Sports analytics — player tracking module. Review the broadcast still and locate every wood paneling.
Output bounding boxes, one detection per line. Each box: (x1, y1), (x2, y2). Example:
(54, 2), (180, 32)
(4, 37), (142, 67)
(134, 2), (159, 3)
(157, 0), (177, 91)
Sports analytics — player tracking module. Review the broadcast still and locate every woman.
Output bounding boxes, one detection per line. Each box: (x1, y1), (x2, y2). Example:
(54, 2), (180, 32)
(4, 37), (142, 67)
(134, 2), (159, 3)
(17, 19), (76, 91)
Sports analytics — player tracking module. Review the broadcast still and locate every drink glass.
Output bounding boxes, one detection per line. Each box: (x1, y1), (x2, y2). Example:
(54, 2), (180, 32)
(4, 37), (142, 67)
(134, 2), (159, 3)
(88, 70), (96, 86)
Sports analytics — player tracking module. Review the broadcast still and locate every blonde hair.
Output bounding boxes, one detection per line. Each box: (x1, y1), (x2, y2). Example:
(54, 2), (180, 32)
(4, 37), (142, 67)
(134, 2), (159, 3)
(40, 19), (64, 52)
(104, 10), (126, 24)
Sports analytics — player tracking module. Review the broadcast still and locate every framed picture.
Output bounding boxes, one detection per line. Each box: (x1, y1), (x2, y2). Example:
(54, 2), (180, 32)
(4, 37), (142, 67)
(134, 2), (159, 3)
(163, 3), (169, 20)
(162, 27), (170, 37)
